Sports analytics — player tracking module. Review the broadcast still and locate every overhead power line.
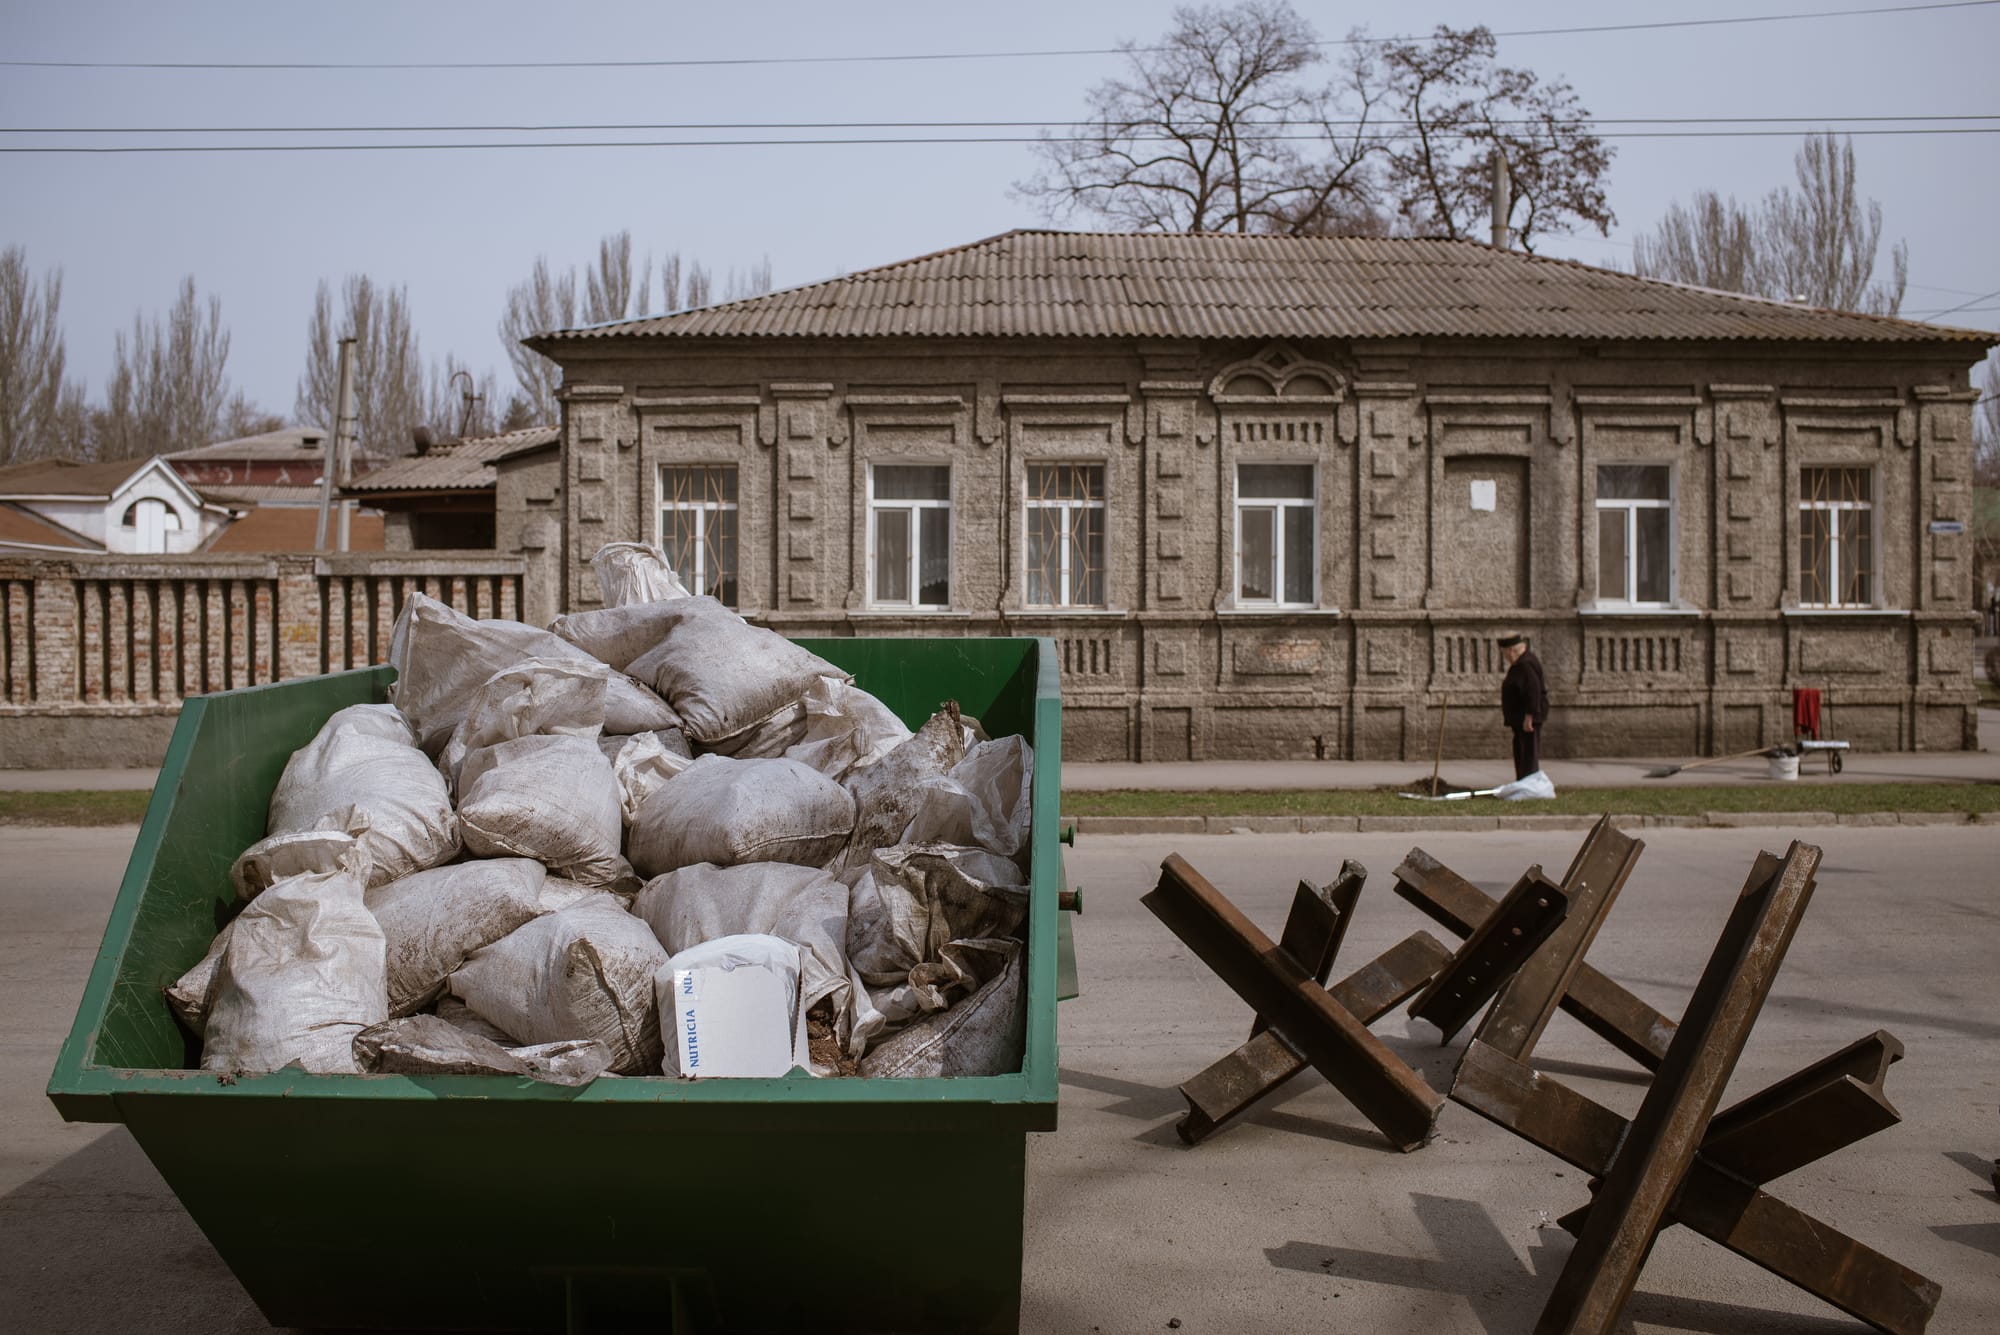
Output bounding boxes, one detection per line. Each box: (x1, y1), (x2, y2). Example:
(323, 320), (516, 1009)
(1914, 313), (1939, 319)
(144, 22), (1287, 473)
(7, 127), (2000, 155)
(3, 1), (1994, 72)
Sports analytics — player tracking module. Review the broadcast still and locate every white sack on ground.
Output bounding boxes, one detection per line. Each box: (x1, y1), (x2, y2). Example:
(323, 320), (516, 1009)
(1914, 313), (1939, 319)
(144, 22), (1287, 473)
(656, 934), (809, 1078)
(364, 858), (548, 1016)
(435, 992), (519, 1046)
(166, 921), (235, 1037)
(1496, 770), (1557, 801)
(858, 938), (1024, 1079)
(599, 731), (696, 822)
(627, 754), (855, 877)
(450, 892), (667, 1075)
(201, 865), (388, 1075)
(387, 593), (678, 753)
(437, 658), (610, 792)
(229, 831), (365, 901)
(622, 596), (846, 749)
(845, 843), (1030, 986)
(266, 704), (459, 888)
(633, 862), (857, 1052)
(903, 736), (1034, 866)
(784, 675), (912, 782)
(591, 541), (691, 608)
(457, 734), (632, 887)
(837, 706), (967, 875)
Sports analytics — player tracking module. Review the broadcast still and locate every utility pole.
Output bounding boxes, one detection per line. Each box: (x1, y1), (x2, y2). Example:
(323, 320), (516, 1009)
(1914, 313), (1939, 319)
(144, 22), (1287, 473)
(315, 336), (358, 551)
(1489, 151), (1512, 251)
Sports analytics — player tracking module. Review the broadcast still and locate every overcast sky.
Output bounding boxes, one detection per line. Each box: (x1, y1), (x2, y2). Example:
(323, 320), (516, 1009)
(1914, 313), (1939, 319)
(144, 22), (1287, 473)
(3, 0), (1996, 426)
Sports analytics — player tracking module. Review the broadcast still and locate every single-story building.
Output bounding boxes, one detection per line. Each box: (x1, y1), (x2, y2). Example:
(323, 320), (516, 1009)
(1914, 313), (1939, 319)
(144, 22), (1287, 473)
(527, 229), (1990, 760)
(169, 426), (387, 552)
(0, 456), (234, 555)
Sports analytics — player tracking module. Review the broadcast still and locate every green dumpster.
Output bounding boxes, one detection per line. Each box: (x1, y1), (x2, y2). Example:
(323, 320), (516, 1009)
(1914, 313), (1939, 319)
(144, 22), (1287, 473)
(47, 636), (1065, 1333)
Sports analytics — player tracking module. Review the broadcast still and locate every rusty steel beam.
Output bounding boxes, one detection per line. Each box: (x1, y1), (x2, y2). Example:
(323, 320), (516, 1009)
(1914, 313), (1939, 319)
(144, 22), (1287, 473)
(1394, 847), (1675, 1068)
(1476, 816), (1644, 1062)
(1408, 867), (1568, 1042)
(1144, 854), (1444, 1152)
(1250, 863), (1363, 1042)
(1535, 843), (1821, 1335)
(1177, 932), (1452, 1145)
(1702, 1030), (1904, 1186)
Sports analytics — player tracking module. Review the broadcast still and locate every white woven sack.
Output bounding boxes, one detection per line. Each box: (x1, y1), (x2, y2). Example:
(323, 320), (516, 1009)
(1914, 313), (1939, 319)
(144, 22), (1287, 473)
(599, 730), (696, 823)
(365, 857), (548, 1016)
(837, 707), (967, 875)
(903, 736), (1035, 866)
(457, 734), (632, 887)
(449, 892), (667, 1075)
(591, 541), (691, 608)
(266, 703), (459, 889)
(626, 755), (856, 877)
(229, 830), (365, 901)
(858, 938), (1024, 1079)
(845, 843), (1030, 986)
(550, 599), (684, 672)
(437, 658), (610, 793)
(622, 596), (844, 748)
(784, 676), (912, 782)
(200, 864), (388, 1075)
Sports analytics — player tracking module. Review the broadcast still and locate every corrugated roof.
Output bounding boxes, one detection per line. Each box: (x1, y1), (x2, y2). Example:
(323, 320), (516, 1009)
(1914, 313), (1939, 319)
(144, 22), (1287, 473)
(191, 483), (329, 506)
(343, 425), (558, 494)
(206, 505), (386, 553)
(169, 426), (331, 461)
(0, 502), (96, 551)
(530, 230), (1992, 347)
(0, 456), (154, 498)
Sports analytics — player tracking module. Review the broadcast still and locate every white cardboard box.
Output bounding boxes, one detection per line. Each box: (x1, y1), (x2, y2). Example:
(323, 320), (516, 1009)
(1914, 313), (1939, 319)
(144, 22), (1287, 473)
(659, 934), (810, 1078)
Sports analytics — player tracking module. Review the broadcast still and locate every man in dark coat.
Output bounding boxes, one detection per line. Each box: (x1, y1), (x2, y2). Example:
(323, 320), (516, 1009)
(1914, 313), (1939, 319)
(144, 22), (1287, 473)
(1498, 633), (1549, 780)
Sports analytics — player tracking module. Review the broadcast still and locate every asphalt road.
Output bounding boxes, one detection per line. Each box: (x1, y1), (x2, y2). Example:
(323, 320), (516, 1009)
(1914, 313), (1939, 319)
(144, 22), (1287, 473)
(3, 824), (1996, 1334)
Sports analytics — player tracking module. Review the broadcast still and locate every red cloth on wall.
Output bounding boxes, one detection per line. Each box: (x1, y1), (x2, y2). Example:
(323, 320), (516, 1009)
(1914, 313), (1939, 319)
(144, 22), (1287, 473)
(1793, 688), (1822, 739)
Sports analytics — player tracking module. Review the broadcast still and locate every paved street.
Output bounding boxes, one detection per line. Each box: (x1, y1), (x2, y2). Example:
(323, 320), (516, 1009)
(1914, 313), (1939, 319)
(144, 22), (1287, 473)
(3, 823), (1996, 1333)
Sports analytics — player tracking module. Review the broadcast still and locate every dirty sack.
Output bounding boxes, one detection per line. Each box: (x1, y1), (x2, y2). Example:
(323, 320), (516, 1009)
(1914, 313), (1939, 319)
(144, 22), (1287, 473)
(591, 540), (691, 608)
(837, 705), (967, 875)
(166, 920), (235, 1037)
(549, 599), (690, 673)
(364, 857), (548, 1016)
(622, 596), (846, 751)
(599, 730), (696, 822)
(456, 734), (633, 888)
(845, 843), (1030, 986)
(858, 938), (1024, 1079)
(656, 933), (810, 1078)
(449, 892), (667, 1075)
(903, 735), (1034, 868)
(437, 658), (610, 793)
(435, 991), (518, 1045)
(626, 754), (856, 877)
(1496, 770), (1557, 800)
(783, 675), (912, 782)
(200, 863), (388, 1075)
(229, 830), (366, 901)
(632, 862), (861, 1057)
(387, 592), (678, 753)
(265, 703), (459, 888)
(352, 1014), (614, 1086)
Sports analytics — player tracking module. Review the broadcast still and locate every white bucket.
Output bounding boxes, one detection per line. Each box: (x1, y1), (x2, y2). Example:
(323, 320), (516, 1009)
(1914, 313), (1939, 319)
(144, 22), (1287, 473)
(1767, 751), (1800, 782)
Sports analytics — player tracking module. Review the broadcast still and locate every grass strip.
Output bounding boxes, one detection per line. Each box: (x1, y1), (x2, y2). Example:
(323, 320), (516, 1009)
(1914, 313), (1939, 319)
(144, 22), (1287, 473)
(0, 789), (154, 826)
(1063, 781), (2000, 820)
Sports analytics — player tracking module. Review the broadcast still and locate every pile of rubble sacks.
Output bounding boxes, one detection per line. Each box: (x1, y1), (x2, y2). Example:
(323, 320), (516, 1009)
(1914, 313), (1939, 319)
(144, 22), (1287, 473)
(166, 543), (1034, 1087)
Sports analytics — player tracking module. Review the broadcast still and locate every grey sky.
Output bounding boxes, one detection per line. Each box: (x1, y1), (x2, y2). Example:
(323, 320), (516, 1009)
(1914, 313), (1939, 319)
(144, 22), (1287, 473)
(3, 0), (1995, 426)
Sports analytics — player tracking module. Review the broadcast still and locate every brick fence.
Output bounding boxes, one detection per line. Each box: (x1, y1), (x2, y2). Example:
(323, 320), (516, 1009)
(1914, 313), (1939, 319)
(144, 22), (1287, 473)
(0, 552), (526, 768)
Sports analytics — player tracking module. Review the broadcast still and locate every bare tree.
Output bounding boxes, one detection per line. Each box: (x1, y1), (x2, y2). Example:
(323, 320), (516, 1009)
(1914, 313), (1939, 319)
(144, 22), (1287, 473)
(1373, 26), (1614, 249)
(295, 276), (428, 456)
(721, 257), (775, 303)
(93, 276), (234, 459)
(1633, 133), (1905, 315)
(0, 246), (83, 465)
(498, 256), (577, 423)
(1015, 2), (1382, 234)
(217, 392), (287, 441)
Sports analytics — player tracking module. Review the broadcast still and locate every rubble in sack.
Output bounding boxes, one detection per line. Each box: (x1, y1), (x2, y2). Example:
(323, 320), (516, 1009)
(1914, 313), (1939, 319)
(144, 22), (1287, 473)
(591, 540), (691, 607)
(388, 592), (678, 754)
(201, 862), (387, 1075)
(626, 754), (855, 877)
(266, 703), (459, 888)
(230, 830), (365, 900)
(904, 735), (1034, 868)
(600, 730), (696, 823)
(837, 704), (967, 875)
(510, 1038), (615, 1086)
(166, 921), (235, 1038)
(434, 992), (519, 1046)
(622, 596), (846, 751)
(365, 858), (548, 1016)
(437, 657), (612, 793)
(784, 676), (912, 782)
(657, 933), (811, 1078)
(550, 599), (690, 673)
(858, 939), (1025, 1079)
(449, 892), (668, 1075)
(457, 734), (635, 888)
(846, 843), (1030, 985)
(354, 1014), (532, 1077)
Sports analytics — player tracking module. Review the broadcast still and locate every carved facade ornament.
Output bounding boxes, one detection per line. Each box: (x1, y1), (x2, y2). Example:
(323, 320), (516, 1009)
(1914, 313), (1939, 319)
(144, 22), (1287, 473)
(1710, 384), (1778, 449)
(975, 380), (1001, 448)
(1550, 382), (1576, 448)
(1207, 342), (1348, 405)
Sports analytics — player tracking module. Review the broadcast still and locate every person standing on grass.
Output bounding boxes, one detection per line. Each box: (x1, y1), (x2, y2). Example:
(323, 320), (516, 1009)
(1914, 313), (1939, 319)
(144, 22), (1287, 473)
(1498, 632), (1549, 780)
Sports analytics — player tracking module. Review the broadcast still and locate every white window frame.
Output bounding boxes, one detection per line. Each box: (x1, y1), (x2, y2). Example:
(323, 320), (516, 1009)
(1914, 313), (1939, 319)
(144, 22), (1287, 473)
(867, 461), (953, 611)
(1593, 462), (1676, 606)
(1798, 465), (1876, 609)
(1233, 461), (1318, 609)
(1023, 461), (1107, 609)
(656, 463), (737, 605)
